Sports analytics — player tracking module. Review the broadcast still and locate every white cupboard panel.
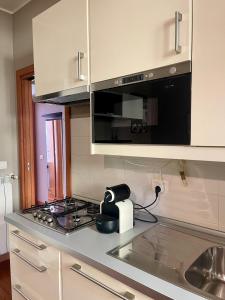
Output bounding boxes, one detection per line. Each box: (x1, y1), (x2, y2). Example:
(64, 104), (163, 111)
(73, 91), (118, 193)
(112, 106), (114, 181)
(9, 225), (60, 300)
(90, 0), (192, 83)
(62, 252), (152, 300)
(12, 284), (40, 300)
(191, 0), (225, 146)
(91, 143), (225, 162)
(10, 249), (60, 300)
(33, 0), (89, 96)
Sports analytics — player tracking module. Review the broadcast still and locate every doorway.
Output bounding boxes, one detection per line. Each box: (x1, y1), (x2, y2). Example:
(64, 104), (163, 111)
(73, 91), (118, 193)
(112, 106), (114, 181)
(16, 65), (71, 209)
(45, 115), (64, 201)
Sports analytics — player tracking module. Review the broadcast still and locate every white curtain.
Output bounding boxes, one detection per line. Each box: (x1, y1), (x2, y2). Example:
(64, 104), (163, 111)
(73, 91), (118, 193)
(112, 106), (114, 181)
(0, 178), (13, 255)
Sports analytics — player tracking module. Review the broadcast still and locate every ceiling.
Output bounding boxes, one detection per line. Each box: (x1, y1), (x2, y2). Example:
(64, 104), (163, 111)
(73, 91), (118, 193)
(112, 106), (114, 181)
(0, 0), (32, 14)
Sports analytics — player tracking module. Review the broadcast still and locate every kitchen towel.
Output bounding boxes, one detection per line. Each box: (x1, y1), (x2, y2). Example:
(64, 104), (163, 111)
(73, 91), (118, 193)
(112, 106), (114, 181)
(0, 177), (13, 255)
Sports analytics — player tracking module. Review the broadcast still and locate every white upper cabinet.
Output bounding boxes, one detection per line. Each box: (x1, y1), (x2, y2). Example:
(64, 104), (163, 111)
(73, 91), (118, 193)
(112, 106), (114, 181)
(191, 0), (225, 146)
(90, 0), (192, 83)
(33, 0), (89, 97)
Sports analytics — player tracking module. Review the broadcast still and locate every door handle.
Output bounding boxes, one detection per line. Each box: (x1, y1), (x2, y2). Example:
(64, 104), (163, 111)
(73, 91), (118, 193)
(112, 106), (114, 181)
(175, 11), (182, 54)
(13, 285), (31, 300)
(71, 264), (135, 300)
(77, 51), (85, 81)
(11, 230), (47, 250)
(12, 248), (47, 272)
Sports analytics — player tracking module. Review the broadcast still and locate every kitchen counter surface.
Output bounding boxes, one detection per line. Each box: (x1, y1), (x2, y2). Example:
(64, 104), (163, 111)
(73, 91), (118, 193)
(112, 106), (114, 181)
(5, 213), (216, 300)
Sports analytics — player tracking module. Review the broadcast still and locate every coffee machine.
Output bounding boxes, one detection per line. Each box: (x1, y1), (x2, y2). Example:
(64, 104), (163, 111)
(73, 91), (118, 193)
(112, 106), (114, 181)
(96, 184), (133, 234)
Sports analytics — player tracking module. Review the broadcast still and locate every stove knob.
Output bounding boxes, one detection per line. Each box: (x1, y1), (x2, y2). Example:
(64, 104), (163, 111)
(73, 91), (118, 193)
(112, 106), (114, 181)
(47, 217), (53, 223)
(42, 215), (47, 221)
(74, 217), (80, 223)
(37, 213), (42, 219)
(33, 212), (38, 218)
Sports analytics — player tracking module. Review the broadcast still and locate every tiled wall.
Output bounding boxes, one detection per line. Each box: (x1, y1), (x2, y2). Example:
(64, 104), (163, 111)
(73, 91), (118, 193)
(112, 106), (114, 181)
(71, 105), (225, 232)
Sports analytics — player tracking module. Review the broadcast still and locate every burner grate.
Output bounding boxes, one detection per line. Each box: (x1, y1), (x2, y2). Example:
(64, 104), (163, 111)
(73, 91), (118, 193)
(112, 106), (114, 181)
(19, 197), (100, 234)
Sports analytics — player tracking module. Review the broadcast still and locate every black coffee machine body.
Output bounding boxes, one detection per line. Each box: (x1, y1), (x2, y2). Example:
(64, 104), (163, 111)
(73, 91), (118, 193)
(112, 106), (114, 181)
(96, 184), (133, 234)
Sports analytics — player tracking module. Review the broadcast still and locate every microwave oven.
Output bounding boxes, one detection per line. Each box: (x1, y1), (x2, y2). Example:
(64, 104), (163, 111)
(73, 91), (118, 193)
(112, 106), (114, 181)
(92, 61), (191, 145)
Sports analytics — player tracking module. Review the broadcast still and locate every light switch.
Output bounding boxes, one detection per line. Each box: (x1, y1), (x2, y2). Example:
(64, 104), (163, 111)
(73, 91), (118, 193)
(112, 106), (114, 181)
(0, 161), (7, 170)
(40, 155), (44, 160)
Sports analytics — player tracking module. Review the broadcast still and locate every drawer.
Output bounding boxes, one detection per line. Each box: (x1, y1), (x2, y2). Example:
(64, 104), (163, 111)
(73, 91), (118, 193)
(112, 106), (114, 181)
(12, 284), (43, 300)
(62, 252), (152, 300)
(9, 225), (46, 248)
(9, 225), (58, 269)
(10, 247), (60, 300)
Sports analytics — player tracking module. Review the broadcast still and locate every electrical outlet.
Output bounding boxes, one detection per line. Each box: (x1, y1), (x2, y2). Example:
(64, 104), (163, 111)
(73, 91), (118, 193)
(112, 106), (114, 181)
(152, 179), (169, 193)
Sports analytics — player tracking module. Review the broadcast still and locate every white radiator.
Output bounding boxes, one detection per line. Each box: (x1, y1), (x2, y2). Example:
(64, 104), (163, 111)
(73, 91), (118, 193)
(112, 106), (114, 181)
(0, 177), (13, 255)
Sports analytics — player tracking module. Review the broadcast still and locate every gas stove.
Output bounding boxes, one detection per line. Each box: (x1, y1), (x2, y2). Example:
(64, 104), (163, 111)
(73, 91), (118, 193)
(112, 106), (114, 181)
(17, 196), (100, 235)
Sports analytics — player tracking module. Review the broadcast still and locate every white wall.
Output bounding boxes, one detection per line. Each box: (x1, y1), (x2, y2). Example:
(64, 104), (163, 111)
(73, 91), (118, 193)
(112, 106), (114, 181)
(0, 11), (18, 209)
(71, 105), (225, 232)
(13, 0), (59, 70)
(8, 0), (60, 210)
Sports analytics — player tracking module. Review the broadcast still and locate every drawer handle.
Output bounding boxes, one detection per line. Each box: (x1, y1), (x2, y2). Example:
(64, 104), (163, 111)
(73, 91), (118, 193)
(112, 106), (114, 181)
(175, 11), (182, 54)
(71, 264), (135, 300)
(77, 51), (85, 81)
(13, 284), (31, 300)
(11, 230), (47, 250)
(12, 248), (47, 273)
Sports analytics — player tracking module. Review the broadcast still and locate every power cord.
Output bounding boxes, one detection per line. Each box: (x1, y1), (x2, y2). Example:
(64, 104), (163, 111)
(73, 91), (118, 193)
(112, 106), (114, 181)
(134, 186), (161, 223)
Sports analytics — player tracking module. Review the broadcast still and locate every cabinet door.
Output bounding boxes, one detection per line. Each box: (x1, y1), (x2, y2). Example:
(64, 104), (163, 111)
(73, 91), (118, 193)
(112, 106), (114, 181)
(33, 0), (89, 96)
(90, 0), (192, 83)
(191, 0), (225, 146)
(9, 225), (60, 300)
(62, 252), (152, 300)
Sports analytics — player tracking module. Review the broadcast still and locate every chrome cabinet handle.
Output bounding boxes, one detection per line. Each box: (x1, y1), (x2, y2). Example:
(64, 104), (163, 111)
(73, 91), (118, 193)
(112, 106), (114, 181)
(77, 51), (85, 81)
(12, 249), (47, 273)
(71, 264), (135, 300)
(175, 11), (182, 54)
(13, 284), (31, 300)
(11, 230), (47, 250)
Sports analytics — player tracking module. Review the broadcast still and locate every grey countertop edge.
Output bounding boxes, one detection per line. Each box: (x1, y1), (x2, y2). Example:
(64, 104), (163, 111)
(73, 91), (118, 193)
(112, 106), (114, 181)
(5, 213), (209, 300)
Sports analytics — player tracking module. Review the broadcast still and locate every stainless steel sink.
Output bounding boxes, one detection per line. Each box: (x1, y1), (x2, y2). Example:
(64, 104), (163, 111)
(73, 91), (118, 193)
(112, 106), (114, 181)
(185, 246), (225, 299)
(108, 222), (225, 300)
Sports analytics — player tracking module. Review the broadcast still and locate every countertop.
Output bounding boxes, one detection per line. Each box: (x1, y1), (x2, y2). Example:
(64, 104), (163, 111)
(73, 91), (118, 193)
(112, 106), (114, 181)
(5, 213), (213, 300)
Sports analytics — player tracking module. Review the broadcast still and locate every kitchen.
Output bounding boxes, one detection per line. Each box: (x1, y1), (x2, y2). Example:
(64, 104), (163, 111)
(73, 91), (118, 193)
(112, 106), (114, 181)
(1, 0), (225, 299)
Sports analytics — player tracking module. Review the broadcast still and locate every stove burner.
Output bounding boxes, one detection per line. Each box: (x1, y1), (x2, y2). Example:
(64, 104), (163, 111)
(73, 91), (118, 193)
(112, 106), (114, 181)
(87, 204), (100, 215)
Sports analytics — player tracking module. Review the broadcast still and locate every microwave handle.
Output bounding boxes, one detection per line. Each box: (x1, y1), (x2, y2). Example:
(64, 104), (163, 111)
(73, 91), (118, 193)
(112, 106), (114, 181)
(175, 11), (182, 54)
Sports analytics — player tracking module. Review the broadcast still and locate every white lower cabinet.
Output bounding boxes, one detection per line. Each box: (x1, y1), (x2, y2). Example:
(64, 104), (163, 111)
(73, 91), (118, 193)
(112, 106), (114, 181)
(9, 225), (60, 300)
(9, 226), (154, 300)
(62, 252), (152, 300)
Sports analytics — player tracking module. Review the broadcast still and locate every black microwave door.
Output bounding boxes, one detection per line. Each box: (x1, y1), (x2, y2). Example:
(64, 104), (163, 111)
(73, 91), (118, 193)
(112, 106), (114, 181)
(93, 73), (191, 145)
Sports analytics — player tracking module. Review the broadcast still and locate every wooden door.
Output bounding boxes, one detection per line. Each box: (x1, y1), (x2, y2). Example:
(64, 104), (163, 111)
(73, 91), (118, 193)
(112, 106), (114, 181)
(32, 0), (89, 97)
(17, 66), (36, 209)
(17, 66), (72, 208)
(46, 119), (64, 201)
(90, 0), (192, 83)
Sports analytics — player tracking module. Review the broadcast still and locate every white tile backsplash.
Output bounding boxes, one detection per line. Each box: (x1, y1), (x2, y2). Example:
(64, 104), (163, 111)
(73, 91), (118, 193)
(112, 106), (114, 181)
(71, 117), (90, 137)
(71, 136), (90, 156)
(70, 108), (225, 232)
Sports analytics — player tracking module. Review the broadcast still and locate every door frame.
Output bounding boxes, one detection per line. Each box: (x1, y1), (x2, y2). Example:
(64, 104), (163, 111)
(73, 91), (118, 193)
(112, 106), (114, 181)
(16, 65), (36, 209)
(44, 114), (64, 201)
(16, 65), (72, 209)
